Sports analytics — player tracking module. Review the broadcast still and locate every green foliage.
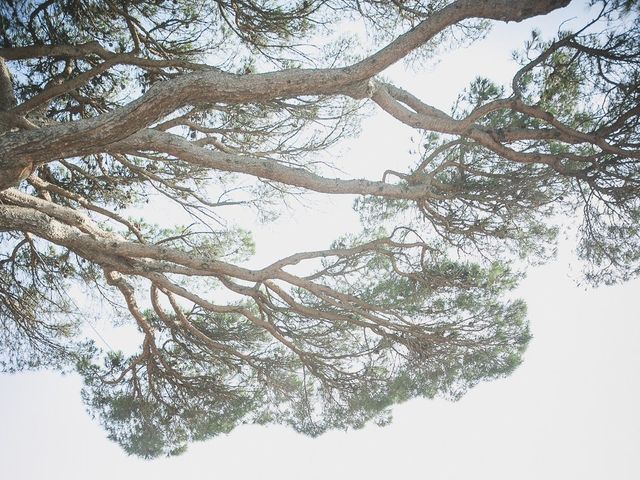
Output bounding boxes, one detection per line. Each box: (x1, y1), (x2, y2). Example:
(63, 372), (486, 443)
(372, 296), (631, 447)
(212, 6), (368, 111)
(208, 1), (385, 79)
(0, 234), (91, 372)
(76, 243), (530, 456)
(508, 10), (640, 282)
(1, 0), (639, 459)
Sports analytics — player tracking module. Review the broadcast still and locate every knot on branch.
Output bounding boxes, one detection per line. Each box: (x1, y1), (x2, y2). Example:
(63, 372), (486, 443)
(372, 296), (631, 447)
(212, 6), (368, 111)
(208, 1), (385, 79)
(0, 160), (34, 191)
(345, 79), (377, 100)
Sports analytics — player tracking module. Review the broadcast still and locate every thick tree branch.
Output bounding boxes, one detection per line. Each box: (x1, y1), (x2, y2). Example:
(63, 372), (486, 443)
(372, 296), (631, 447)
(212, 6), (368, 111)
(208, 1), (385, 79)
(0, 57), (17, 113)
(0, 0), (570, 190)
(112, 129), (433, 199)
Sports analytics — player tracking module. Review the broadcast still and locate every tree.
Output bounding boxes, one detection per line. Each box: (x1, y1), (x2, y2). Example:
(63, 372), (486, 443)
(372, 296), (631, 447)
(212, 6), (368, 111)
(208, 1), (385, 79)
(0, 0), (638, 458)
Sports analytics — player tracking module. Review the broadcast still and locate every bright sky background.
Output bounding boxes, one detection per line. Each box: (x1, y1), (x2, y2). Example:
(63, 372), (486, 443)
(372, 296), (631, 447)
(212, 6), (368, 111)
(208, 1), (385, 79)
(1, 2), (639, 479)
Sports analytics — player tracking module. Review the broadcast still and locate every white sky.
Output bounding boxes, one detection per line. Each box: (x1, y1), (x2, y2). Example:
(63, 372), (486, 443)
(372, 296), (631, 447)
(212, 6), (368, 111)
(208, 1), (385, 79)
(1, 2), (639, 479)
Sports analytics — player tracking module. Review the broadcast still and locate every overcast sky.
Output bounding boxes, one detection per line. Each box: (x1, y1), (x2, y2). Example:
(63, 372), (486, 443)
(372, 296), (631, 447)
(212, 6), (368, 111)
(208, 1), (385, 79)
(1, 2), (638, 479)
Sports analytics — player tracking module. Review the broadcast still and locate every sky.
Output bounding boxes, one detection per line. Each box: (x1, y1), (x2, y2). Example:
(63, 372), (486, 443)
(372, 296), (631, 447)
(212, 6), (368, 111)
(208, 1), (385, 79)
(1, 2), (639, 479)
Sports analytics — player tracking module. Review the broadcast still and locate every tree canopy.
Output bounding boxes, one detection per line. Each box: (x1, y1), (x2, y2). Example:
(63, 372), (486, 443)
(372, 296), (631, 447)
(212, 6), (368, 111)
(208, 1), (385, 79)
(0, 0), (638, 458)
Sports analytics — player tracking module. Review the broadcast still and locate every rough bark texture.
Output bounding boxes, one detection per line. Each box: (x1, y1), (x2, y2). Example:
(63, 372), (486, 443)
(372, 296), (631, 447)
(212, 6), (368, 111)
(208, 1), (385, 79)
(1, 0), (638, 458)
(0, 0), (570, 190)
